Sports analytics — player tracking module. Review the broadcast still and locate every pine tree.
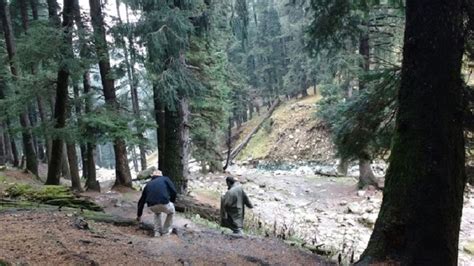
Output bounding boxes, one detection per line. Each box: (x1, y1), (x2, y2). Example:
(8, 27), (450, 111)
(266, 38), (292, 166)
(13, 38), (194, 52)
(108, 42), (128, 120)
(89, 0), (132, 188)
(357, 0), (467, 263)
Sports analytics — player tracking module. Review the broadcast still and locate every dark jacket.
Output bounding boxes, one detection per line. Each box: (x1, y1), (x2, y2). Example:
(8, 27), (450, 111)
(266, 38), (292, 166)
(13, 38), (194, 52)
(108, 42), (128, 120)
(137, 175), (177, 217)
(221, 183), (253, 229)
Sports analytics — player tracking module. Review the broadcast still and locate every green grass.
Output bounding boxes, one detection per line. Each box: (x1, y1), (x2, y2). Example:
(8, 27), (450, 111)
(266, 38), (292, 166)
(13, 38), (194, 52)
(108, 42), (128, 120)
(237, 129), (271, 160)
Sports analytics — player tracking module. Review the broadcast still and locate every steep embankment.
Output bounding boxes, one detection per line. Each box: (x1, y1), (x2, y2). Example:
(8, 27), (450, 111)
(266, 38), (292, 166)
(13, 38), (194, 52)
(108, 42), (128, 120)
(235, 94), (335, 164)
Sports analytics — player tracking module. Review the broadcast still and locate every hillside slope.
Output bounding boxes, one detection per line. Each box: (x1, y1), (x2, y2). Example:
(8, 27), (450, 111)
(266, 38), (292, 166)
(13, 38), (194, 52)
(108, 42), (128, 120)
(236, 95), (335, 164)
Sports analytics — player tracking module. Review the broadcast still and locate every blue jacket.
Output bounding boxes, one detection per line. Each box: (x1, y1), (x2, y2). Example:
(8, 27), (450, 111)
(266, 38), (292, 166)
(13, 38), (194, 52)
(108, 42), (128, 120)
(137, 175), (177, 217)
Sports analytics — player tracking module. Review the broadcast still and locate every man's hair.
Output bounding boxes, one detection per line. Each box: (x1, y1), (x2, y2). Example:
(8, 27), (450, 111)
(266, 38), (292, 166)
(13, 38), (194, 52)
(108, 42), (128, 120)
(225, 176), (235, 185)
(153, 170), (163, 176)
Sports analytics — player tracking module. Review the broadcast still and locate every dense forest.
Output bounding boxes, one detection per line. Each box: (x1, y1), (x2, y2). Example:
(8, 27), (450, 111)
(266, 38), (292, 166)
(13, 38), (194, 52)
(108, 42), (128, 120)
(0, 0), (473, 264)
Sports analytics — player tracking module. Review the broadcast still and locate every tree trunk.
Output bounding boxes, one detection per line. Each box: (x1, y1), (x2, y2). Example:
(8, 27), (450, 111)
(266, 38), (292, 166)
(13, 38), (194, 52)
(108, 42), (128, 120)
(337, 158), (349, 176)
(154, 87), (166, 169)
(67, 143), (82, 191)
(85, 143), (99, 191)
(357, 0), (466, 264)
(89, 0), (132, 188)
(116, 0), (147, 171)
(131, 147), (139, 172)
(45, 0), (74, 185)
(358, 158), (378, 188)
(0, 124), (5, 165)
(46, 0), (60, 26)
(223, 116), (232, 171)
(0, 0), (38, 175)
(29, 0), (38, 20)
(36, 96), (50, 163)
(73, 0), (95, 181)
(7, 122), (19, 167)
(61, 143), (71, 180)
(18, 0), (29, 32)
(159, 99), (190, 194)
(1, 123), (12, 164)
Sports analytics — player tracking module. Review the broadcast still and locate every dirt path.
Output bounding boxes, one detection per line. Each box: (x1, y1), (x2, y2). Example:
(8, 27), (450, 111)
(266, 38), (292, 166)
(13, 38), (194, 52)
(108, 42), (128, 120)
(0, 173), (330, 265)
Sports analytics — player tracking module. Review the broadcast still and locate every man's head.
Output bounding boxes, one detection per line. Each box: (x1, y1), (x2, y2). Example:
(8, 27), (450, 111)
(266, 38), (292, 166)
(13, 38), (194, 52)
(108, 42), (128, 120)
(152, 170), (163, 177)
(225, 176), (235, 189)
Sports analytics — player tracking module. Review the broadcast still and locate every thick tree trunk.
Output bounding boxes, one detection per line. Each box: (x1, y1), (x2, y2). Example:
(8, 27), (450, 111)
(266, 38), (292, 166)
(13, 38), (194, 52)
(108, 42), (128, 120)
(85, 143), (99, 191)
(357, 1), (466, 264)
(153, 87), (166, 169)
(46, 0), (74, 184)
(67, 143), (82, 191)
(90, 0), (132, 188)
(160, 99), (189, 194)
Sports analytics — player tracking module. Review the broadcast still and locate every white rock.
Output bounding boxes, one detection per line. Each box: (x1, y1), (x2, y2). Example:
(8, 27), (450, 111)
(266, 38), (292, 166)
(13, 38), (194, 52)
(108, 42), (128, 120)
(347, 202), (364, 214)
(357, 190), (366, 197)
(339, 200), (348, 206)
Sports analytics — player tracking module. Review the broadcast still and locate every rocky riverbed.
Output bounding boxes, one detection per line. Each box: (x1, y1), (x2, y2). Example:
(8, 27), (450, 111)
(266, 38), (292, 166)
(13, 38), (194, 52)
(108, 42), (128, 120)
(188, 164), (474, 265)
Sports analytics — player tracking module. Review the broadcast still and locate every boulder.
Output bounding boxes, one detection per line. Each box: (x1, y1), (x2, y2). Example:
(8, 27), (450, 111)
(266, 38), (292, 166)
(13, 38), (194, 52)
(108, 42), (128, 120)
(347, 202), (364, 214)
(358, 213), (377, 227)
(464, 241), (474, 255)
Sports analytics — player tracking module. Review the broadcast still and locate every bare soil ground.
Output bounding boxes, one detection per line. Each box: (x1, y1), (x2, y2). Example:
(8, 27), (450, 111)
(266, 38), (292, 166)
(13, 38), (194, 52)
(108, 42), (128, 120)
(0, 170), (330, 266)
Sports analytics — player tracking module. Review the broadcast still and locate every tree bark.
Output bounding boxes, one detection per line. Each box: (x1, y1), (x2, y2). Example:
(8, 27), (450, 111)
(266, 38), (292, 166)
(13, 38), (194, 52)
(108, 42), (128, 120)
(159, 99), (190, 194)
(18, 0), (29, 32)
(61, 143), (71, 179)
(90, 0), (132, 188)
(67, 143), (82, 191)
(357, 0), (466, 264)
(0, 124), (5, 165)
(358, 158), (378, 188)
(29, 0), (38, 20)
(45, 0), (74, 185)
(153, 87), (166, 169)
(85, 143), (99, 191)
(356, 28), (378, 187)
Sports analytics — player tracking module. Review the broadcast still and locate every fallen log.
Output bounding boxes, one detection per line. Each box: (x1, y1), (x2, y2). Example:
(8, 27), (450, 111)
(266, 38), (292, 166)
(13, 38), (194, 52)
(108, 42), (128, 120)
(175, 195), (220, 223)
(229, 99), (280, 161)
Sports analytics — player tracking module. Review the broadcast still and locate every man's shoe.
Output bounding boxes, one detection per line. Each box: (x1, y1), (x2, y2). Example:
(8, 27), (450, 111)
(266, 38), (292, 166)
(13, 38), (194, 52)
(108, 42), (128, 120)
(161, 228), (173, 236)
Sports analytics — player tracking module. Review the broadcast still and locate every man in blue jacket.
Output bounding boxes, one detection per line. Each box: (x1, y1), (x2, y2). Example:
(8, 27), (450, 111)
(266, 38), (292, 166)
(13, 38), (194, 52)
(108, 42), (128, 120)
(137, 170), (177, 237)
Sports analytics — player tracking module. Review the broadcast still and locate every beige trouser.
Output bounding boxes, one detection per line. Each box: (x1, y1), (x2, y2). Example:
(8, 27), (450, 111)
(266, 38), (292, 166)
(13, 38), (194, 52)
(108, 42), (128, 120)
(149, 202), (175, 235)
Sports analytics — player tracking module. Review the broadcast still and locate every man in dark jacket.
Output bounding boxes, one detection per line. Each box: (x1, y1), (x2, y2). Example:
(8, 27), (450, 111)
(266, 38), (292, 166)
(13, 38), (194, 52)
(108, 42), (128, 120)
(221, 176), (253, 234)
(137, 170), (177, 237)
